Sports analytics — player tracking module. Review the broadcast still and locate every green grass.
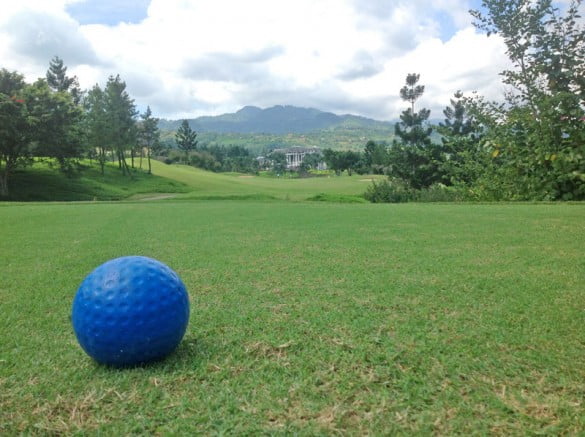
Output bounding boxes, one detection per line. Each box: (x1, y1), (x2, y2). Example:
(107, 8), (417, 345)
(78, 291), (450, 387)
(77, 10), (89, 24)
(4, 161), (190, 201)
(1, 201), (584, 434)
(3, 160), (384, 202)
(150, 161), (385, 201)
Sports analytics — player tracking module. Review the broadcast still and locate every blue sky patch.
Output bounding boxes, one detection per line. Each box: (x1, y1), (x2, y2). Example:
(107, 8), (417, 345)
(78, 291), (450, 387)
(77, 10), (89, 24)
(66, 0), (151, 26)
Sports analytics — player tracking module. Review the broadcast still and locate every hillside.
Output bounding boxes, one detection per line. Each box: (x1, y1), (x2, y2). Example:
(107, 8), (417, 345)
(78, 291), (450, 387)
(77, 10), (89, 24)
(3, 161), (189, 201)
(158, 105), (393, 134)
(159, 105), (396, 152)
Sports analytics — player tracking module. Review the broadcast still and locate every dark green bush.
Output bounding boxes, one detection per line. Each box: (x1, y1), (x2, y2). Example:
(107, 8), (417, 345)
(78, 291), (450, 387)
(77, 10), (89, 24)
(364, 179), (414, 203)
(365, 179), (472, 203)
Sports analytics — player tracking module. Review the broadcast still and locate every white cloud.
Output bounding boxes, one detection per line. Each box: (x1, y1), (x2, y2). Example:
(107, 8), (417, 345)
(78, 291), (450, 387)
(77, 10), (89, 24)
(0, 0), (513, 120)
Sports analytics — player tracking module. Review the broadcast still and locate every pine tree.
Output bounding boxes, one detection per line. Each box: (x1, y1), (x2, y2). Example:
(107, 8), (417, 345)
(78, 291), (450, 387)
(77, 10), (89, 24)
(138, 106), (160, 174)
(104, 75), (137, 176)
(84, 84), (109, 175)
(46, 56), (81, 103)
(390, 73), (441, 189)
(438, 91), (484, 185)
(175, 120), (197, 164)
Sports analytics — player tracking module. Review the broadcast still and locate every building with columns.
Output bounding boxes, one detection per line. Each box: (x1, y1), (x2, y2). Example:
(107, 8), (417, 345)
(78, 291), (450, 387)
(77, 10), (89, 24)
(271, 147), (326, 170)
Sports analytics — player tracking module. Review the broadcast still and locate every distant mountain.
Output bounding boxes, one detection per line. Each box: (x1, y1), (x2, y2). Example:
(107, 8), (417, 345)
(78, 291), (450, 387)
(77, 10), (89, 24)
(158, 105), (394, 134)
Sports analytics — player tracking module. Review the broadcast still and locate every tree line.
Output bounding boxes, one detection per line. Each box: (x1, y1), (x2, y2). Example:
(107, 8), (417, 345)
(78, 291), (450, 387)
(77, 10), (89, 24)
(0, 56), (162, 196)
(167, 119), (260, 173)
(262, 0), (583, 201)
(363, 0), (584, 201)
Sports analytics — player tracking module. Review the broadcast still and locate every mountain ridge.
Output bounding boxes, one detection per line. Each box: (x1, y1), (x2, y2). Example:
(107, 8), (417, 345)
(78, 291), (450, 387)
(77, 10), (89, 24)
(158, 105), (394, 134)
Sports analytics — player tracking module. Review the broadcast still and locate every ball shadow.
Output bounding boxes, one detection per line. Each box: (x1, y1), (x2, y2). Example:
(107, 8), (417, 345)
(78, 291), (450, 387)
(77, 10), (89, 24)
(90, 335), (208, 371)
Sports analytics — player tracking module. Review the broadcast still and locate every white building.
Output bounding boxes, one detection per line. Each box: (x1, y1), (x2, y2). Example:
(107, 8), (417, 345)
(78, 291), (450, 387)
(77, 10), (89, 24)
(271, 147), (326, 170)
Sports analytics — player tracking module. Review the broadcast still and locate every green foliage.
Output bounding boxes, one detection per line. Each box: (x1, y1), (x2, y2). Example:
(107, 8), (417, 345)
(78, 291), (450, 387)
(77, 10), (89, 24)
(364, 178), (413, 203)
(298, 152), (322, 175)
(26, 78), (84, 174)
(175, 120), (198, 163)
(437, 91), (486, 186)
(159, 122), (396, 156)
(2, 160), (189, 201)
(188, 144), (260, 174)
(104, 75), (138, 176)
(0, 69), (32, 196)
(83, 85), (109, 175)
(323, 149), (364, 176)
(138, 106), (160, 174)
(46, 55), (82, 104)
(270, 151), (287, 175)
(364, 177), (471, 203)
(390, 74), (442, 189)
(83, 76), (139, 178)
(306, 192), (368, 203)
(364, 140), (389, 174)
(470, 0), (585, 200)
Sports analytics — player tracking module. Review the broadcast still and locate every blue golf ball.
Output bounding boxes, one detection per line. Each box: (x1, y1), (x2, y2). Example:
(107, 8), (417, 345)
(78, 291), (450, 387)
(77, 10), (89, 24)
(71, 256), (190, 367)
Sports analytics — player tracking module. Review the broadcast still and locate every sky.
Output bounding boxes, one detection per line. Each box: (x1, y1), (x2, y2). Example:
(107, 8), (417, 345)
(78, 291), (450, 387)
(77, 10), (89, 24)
(0, 0), (539, 120)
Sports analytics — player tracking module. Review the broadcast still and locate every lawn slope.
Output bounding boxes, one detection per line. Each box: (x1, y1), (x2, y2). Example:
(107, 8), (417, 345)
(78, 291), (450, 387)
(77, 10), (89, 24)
(150, 160), (383, 201)
(4, 161), (189, 201)
(3, 160), (383, 202)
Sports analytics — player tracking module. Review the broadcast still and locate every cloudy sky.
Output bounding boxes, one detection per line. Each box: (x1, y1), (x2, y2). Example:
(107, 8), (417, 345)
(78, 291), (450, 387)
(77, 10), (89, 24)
(0, 0), (532, 120)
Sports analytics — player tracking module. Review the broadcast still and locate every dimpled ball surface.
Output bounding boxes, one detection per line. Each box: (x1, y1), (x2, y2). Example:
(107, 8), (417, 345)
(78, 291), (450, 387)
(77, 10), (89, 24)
(72, 256), (190, 367)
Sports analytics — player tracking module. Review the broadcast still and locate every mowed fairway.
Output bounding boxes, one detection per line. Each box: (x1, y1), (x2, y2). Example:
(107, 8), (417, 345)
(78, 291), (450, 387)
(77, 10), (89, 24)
(149, 160), (384, 201)
(1, 201), (584, 434)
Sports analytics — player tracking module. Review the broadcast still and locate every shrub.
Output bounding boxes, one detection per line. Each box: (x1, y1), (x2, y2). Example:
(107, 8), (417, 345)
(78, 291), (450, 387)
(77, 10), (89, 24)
(415, 184), (467, 202)
(364, 179), (414, 203)
(307, 193), (368, 203)
(365, 179), (474, 203)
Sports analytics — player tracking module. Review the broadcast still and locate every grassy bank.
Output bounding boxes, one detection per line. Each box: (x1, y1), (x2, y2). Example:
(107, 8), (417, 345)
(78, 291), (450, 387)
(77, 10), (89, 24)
(2, 160), (383, 202)
(3, 161), (190, 201)
(1, 201), (584, 434)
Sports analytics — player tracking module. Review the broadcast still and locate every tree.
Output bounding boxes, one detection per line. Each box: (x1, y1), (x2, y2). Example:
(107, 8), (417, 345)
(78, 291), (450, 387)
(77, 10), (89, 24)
(470, 0), (585, 199)
(175, 120), (197, 163)
(299, 152), (322, 175)
(46, 55), (81, 104)
(323, 149), (343, 175)
(437, 91), (484, 185)
(0, 69), (32, 196)
(270, 151), (287, 175)
(390, 73), (441, 189)
(28, 78), (84, 174)
(104, 75), (137, 176)
(364, 140), (389, 174)
(340, 150), (362, 176)
(138, 106), (160, 174)
(84, 85), (110, 175)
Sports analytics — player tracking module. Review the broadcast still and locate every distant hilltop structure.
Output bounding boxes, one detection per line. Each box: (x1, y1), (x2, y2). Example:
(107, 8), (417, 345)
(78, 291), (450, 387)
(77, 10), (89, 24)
(270, 147), (326, 170)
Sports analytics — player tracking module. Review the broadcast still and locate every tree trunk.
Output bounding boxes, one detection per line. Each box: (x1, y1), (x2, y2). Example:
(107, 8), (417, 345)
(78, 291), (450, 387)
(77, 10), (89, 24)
(147, 148), (151, 174)
(117, 151), (125, 174)
(120, 153), (133, 179)
(139, 148), (143, 170)
(131, 149), (135, 169)
(99, 147), (106, 175)
(0, 169), (9, 197)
